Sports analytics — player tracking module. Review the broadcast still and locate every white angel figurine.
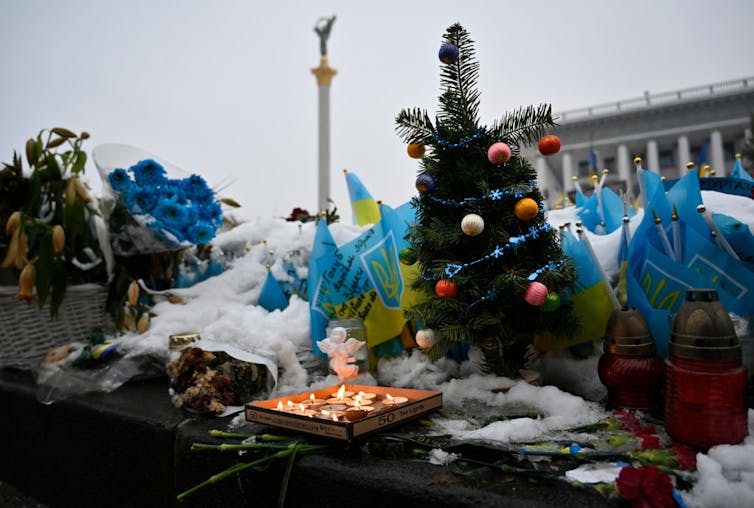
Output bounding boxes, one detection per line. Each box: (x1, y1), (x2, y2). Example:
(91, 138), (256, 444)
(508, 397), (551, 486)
(316, 327), (365, 381)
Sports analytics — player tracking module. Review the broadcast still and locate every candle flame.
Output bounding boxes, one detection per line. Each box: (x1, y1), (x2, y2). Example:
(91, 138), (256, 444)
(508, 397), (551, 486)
(310, 393), (316, 402)
(298, 403), (306, 412)
(354, 400), (361, 409)
(321, 409), (330, 416)
(337, 384), (346, 399)
(331, 413), (339, 422)
(286, 400), (295, 408)
(386, 393), (394, 401)
(358, 391), (366, 398)
(276, 401), (284, 410)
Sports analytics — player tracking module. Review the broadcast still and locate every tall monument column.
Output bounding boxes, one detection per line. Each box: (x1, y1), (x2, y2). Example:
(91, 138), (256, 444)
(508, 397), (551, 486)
(311, 15), (337, 213)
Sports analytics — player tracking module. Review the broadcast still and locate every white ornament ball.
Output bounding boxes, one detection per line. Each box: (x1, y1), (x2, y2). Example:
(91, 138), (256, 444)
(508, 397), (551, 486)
(461, 214), (484, 237)
(415, 329), (438, 349)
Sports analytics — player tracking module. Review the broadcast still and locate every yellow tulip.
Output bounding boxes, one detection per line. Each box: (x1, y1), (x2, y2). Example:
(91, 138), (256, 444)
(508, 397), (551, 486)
(2, 228), (27, 270)
(127, 280), (139, 308)
(52, 225), (65, 255)
(16, 263), (36, 301)
(122, 311), (135, 331)
(137, 313), (150, 334)
(5, 211), (21, 235)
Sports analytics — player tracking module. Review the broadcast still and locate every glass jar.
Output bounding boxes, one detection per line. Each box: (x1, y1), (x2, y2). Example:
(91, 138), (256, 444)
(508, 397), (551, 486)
(664, 289), (748, 449)
(598, 308), (664, 413)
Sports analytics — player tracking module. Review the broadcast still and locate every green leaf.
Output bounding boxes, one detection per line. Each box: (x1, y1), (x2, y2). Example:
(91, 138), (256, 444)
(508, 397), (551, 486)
(35, 234), (54, 307)
(50, 260), (67, 317)
(72, 150), (87, 174)
(44, 154), (62, 181)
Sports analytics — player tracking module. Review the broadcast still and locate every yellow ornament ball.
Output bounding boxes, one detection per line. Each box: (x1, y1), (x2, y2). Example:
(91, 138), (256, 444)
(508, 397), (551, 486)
(514, 198), (539, 221)
(407, 143), (426, 159)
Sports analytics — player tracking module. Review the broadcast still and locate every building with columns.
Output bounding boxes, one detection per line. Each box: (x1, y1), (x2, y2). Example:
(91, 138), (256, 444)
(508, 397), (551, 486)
(526, 77), (754, 205)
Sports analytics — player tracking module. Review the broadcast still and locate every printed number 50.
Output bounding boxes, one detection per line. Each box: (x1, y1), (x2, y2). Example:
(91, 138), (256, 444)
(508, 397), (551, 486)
(378, 413), (395, 426)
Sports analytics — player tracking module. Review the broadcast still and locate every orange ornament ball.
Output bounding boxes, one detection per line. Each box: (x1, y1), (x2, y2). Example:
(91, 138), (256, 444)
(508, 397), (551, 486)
(435, 279), (458, 299)
(538, 134), (561, 156)
(514, 197), (539, 221)
(407, 143), (426, 159)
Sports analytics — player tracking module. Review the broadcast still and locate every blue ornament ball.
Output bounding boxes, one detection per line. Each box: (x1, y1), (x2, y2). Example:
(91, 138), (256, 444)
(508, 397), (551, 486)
(438, 43), (459, 64)
(415, 173), (436, 194)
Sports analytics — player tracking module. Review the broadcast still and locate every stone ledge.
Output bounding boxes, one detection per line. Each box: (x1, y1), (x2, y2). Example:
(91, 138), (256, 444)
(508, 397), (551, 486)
(0, 368), (609, 508)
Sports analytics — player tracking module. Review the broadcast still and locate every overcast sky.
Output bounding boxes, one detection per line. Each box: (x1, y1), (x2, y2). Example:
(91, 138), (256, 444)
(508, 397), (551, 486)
(2, 0), (753, 221)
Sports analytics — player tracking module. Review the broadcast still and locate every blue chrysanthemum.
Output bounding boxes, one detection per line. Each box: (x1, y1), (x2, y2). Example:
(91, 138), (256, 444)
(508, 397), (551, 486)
(182, 174), (214, 205)
(152, 197), (190, 232)
(124, 186), (159, 215)
(108, 168), (132, 193)
(130, 159), (167, 186)
(188, 221), (216, 245)
(198, 201), (224, 228)
(161, 179), (187, 204)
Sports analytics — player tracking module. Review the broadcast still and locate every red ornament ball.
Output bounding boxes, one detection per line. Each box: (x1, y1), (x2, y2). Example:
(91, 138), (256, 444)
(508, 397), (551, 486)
(407, 143), (425, 159)
(538, 135), (561, 156)
(435, 279), (458, 299)
(487, 142), (512, 165)
(524, 282), (548, 306)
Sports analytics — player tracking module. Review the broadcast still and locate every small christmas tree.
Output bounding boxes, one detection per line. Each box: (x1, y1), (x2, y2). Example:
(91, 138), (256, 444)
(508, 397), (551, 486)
(395, 23), (580, 377)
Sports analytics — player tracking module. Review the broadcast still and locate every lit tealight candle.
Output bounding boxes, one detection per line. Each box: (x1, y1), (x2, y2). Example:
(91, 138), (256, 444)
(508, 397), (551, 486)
(276, 401), (285, 411)
(381, 393), (408, 405)
(319, 404), (347, 412)
(357, 391), (376, 400)
(303, 393), (327, 409)
(320, 409), (344, 421)
(330, 385), (355, 399)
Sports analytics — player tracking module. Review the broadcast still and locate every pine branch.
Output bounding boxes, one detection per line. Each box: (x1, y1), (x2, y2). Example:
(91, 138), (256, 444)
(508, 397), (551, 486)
(489, 104), (556, 148)
(438, 23), (481, 132)
(395, 108), (436, 144)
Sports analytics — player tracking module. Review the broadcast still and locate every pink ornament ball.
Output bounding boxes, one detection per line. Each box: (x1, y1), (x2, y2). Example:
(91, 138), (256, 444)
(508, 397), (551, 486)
(487, 142), (511, 165)
(524, 282), (548, 306)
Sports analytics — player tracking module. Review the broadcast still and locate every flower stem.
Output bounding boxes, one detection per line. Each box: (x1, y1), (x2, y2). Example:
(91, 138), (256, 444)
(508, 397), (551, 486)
(176, 443), (329, 502)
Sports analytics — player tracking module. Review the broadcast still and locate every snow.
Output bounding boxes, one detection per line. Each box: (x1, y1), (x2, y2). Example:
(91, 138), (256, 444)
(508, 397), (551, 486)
(86, 187), (754, 506)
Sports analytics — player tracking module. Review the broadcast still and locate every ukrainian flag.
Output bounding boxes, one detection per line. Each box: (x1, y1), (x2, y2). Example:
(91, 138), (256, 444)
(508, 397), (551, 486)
(344, 170), (381, 226)
(308, 201), (419, 357)
(533, 228), (615, 351)
(731, 154), (754, 182)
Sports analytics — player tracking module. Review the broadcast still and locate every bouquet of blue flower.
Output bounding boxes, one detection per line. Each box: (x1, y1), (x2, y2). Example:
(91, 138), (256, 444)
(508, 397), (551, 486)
(106, 159), (223, 255)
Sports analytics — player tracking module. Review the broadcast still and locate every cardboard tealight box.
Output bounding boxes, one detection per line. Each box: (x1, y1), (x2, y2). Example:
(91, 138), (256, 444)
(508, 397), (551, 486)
(245, 384), (442, 443)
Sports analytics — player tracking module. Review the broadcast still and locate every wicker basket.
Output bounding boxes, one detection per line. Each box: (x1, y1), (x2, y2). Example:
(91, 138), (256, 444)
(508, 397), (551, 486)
(0, 283), (112, 370)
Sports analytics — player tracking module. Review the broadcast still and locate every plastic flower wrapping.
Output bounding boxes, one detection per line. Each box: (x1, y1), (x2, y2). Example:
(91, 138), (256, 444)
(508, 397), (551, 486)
(105, 159), (223, 256)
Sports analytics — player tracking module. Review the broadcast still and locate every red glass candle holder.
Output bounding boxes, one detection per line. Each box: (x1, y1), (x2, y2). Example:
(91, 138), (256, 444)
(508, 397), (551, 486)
(664, 288), (749, 449)
(598, 308), (664, 413)
(665, 356), (748, 449)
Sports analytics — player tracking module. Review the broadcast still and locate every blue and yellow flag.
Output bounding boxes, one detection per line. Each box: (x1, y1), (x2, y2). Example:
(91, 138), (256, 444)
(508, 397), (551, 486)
(533, 228), (615, 351)
(344, 170), (381, 226)
(730, 154), (754, 183)
(308, 201), (420, 356)
(259, 267), (289, 312)
(579, 186), (635, 234)
(627, 169), (754, 356)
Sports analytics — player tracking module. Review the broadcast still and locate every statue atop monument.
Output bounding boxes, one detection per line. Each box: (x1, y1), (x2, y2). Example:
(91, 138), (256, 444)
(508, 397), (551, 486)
(314, 15), (336, 56)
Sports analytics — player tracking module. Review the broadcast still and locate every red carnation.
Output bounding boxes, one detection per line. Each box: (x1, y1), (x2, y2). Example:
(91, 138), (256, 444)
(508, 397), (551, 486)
(671, 444), (697, 471)
(610, 409), (643, 433)
(616, 465), (676, 508)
